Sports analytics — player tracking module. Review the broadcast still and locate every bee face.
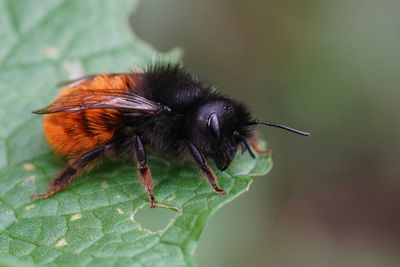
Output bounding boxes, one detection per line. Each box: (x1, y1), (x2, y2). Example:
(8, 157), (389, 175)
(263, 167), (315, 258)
(187, 98), (253, 170)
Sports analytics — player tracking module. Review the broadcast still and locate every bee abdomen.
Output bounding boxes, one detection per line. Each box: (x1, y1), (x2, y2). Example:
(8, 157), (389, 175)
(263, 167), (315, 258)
(43, 108), (122, 156)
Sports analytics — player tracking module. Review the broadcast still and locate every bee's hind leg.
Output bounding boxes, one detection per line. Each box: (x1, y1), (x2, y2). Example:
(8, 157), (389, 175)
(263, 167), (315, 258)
(31, 146), (105, 199)
(133, 136), (157, 208)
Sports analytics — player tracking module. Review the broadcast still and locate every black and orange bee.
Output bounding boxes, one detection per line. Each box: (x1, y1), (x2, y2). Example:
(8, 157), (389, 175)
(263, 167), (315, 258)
(32, 63), (309, 207)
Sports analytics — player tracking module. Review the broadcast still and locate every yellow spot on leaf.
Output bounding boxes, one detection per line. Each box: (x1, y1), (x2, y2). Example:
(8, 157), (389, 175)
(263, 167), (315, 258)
(117, 208), (124, 215)
(70, 213), (83, 221)
(101, 181), (108, 189)
(23, 163), (35, 171)
(44, 45), (59, 59)
(25, 204), (35, 211)
(115, 194), (121, 199)
(55, 238), (67, 247)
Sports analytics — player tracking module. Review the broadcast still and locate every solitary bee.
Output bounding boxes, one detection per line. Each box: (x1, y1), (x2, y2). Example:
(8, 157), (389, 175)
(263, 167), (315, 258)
(32, 63), (309, 207)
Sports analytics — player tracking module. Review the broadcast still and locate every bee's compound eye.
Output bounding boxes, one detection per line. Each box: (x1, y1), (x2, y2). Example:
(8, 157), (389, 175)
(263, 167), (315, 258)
(208, 113), (220, 140)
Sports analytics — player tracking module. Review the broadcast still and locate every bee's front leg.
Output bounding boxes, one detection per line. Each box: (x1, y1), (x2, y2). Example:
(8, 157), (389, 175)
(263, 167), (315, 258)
(187, 142), (226, 195)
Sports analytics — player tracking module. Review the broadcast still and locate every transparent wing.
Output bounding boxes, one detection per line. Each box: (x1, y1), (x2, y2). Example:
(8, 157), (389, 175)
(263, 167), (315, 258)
(33, 89), (163, 115)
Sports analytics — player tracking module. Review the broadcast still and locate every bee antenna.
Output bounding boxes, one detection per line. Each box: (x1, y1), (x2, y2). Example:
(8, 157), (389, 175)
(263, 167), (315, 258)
(249, 119), (310, 136)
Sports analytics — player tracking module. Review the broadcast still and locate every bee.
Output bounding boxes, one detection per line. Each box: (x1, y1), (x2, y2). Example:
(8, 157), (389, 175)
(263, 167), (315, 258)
(32, 63), (309, 208)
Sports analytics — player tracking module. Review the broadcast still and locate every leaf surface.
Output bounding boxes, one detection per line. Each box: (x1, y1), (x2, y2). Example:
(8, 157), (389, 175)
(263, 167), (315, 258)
(0, 0), (272, 266)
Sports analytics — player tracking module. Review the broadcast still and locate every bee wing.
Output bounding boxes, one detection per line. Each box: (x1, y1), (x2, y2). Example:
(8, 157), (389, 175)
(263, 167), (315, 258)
(33, 89), (163, 115)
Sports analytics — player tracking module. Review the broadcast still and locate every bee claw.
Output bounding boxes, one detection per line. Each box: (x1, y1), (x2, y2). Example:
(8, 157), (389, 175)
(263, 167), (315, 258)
(149, 195), (157, 208)
(216, 188), (226, 195)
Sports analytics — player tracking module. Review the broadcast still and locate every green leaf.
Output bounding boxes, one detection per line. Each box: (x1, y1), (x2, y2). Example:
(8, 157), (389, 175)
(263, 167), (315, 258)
(0, 0), (272, 266)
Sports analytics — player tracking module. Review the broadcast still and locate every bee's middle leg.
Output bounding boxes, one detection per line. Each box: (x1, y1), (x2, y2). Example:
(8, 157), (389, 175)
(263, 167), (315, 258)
(133, 136), (156, 208)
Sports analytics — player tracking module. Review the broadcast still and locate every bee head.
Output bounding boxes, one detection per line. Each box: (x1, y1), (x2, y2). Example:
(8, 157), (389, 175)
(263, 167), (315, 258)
(186, 97), (253, 171)
(185, 95), (310, 171)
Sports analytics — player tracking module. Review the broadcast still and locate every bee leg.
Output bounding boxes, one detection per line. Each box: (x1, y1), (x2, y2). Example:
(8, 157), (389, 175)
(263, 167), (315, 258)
(31, 146), (105, 199)
(187, 142), (226, 195)
(133, 136), (156, 208)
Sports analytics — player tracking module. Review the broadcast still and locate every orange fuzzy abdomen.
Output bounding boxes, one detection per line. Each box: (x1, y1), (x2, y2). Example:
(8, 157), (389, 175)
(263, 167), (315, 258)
(43, 109), (121, 156)
(43, 74), (132, 156)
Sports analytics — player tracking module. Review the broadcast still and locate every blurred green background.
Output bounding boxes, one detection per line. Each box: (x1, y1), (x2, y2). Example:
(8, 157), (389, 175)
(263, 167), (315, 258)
(132, 0), (400, 266)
